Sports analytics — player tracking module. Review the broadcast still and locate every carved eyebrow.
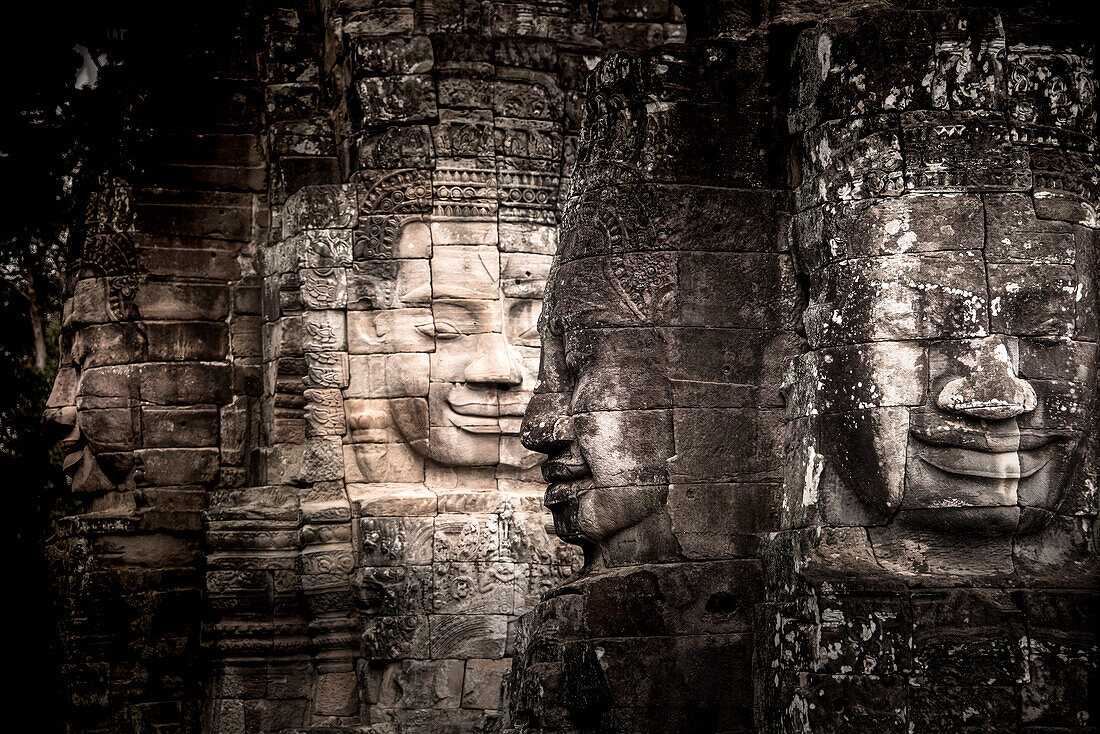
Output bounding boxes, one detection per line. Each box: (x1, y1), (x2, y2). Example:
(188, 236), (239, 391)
(402, 283), (432, 303)
(432, 284), (498, 299)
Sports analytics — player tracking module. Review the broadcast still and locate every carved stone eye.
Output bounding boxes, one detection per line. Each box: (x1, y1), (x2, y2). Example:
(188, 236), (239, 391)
(415, 320), (461, 340)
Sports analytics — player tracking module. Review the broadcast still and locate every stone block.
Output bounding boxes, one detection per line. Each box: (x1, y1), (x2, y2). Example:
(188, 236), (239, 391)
(135, 448), (220, 486)
(349, 483), (437, 517)
(355, 565), (432, 616)
(300, 267), (348, 309)
(432, 562), (517, 614)
(363, 614), (430, 660)
(985, 193), (1075, 264)
(284, 184), (357, 233)
(461, 658), (510, 711)
(429, 615), (508, 659)
(348, 308), (435, 353)
(434, 514), (501, 562)
(988, 263), (1077, 336)
(134, 282), (230, 320)
(346, 353), (430, 397)
(667, 482), (778, 558)
(305, 351), (350, 389)
(302, 310), (347, 352)
(784, 342), (927, 418)
(910, 590), (1029, 686)
(351, 35), (434, 76)
(346, 441), (425, 484)
(312, 671), (359, 716)
(358, 516), (435, 566)
(669, 408), (783, 482)
(354, 75), (437, 126)
(677, 252), (798, 329)
(375, 659), (464, 709)
(805, 251), (989, 347)
(140, 406), (219, 448)
(354, 125), (434, 170)
(347, 259), (431, 310)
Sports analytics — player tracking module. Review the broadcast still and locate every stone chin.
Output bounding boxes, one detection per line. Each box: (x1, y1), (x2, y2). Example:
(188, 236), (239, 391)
(545, 481), (667, 547)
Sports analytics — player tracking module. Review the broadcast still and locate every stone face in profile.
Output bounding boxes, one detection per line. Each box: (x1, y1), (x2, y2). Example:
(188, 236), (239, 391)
(506, 40), (796, 733)
(521, 173), (798, 570)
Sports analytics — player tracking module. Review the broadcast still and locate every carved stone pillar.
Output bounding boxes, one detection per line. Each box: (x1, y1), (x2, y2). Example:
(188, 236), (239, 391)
(758, 5), (1098, 731)
(504, 39), (799, 732)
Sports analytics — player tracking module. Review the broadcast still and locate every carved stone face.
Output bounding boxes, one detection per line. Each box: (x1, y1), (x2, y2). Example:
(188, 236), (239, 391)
(519, 189), (683, 564)
(793, 193), (1097, 537)
(520, 256), (676, 554)
(347, 215), (545, 470)
(46, 308), (141, 494)
(395, 232), (542, 468)
(46, 180), (143, 495)
(520, 182), (795, 567)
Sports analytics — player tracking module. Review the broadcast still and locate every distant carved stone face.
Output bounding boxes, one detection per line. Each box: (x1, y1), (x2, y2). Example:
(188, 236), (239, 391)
(793, 192), (1097, 536)
(46, 178), (143, 495)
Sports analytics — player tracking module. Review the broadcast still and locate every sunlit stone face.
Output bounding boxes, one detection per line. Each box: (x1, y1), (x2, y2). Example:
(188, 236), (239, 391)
(390, 229), (543, 468)
(345, 210), (546, 471)
(791, 192), (1097, 537)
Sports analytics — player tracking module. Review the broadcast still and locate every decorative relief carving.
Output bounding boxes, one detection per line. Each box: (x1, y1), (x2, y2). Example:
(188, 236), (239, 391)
(79, 175), (144, 321)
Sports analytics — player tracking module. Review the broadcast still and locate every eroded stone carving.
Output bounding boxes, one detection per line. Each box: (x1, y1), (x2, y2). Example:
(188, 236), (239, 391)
(506, 39), (796, 733)
(757, 7), (1099, 732)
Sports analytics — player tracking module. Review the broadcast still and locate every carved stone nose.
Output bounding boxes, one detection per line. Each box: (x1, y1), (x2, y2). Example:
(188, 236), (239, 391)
(465, 333), (523, 386)
(936, 359), (1038, 421)
(520, 392), (573, 453)
(45, 366), (79, 427)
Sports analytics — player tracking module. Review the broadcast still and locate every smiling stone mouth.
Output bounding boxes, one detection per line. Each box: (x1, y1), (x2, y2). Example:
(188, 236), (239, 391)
(445, 401), (502, 433)
(916, 444), (1052, 480)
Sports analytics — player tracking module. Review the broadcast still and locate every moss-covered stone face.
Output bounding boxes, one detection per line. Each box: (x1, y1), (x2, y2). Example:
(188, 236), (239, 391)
(792, 194), (1096, 538)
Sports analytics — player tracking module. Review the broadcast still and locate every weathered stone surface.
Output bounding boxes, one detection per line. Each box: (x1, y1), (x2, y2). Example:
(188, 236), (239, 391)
(44, 5), (1098, 734)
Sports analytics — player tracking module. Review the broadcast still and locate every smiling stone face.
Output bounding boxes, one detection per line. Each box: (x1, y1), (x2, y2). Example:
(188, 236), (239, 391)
(332, 169), (549, 474)
(788, 193), (1096, 541)
(780, 9), (1100, 578)
(393, 236), (542, 468)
